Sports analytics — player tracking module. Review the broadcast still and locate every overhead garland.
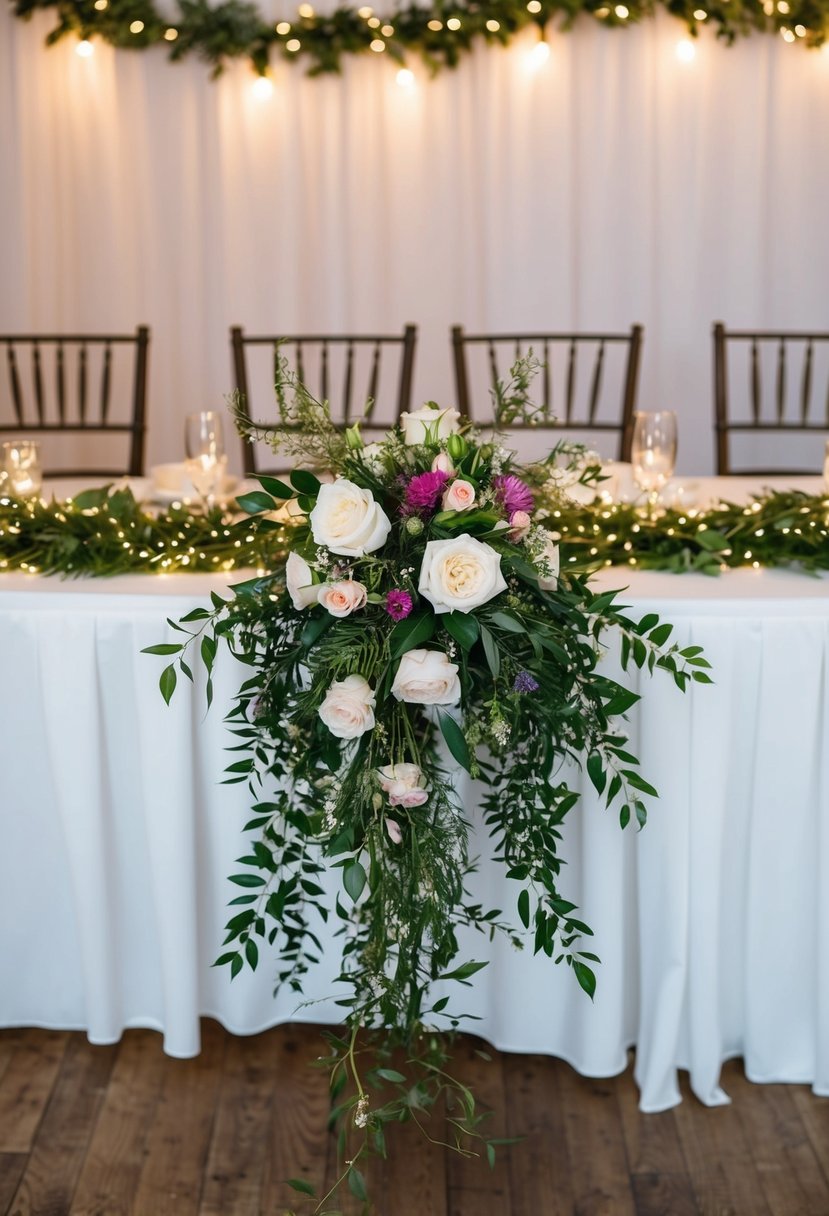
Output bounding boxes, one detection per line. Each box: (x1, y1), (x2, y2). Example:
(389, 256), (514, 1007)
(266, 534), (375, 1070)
(11, 0), (828, 76)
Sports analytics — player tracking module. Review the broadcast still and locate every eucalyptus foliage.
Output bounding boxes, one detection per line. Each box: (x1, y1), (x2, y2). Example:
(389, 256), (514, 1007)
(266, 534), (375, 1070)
(13, 0), (828, 77)
(145, 362), (711, 1212)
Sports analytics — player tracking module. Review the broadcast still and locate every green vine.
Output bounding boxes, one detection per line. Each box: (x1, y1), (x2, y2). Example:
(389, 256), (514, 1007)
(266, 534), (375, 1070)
(12, 0), (828, 77)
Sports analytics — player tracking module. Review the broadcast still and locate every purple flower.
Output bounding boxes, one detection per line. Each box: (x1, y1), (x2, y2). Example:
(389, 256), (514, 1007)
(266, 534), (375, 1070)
(493, 474), (534, 519)
(400, 470), (448, 517)
(386, 589), (413, 621)
(513, 671), (539, 693)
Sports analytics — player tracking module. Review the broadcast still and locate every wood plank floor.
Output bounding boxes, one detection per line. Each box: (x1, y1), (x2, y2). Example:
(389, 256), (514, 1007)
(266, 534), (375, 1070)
(1, 1022), (828, 1215)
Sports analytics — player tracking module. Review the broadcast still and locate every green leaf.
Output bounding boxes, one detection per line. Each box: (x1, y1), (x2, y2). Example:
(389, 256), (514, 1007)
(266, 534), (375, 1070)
(389, 611), (434, 658)
(201, 633), (217, 672)
(348, 1167), (368, 1202)
(586, 751), (605, 795)
(142, 642), (183, 656)
(438, 711), (471, 772)
(286, 1178), (316, 1196)
(244, 938), (259, 970)
(696, 528), (730, 552)
(290, 468), (322, 496)
(257, 475), (295, 499)
(439, 959), (488, 981)
(489, 610), (525, 634)
(229, 873), (266, 887)
(517, 888), (530, 929)
(648, 622), (673, 647)
(572, 959), (596, 999)
(480, 625), (500, 678)
(376, 1068), (407, 1083)
(159, 664), (177, 705)
(236, 490), (276, 515)
(635, 613), (660, 635)
(343, 860), (366, 903)
(443, 611), (480, 651)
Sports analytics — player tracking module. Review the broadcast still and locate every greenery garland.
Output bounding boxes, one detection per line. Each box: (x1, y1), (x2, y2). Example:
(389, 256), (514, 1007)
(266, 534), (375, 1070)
(0, 481), (826, 578)
(12, 0), (828, 77)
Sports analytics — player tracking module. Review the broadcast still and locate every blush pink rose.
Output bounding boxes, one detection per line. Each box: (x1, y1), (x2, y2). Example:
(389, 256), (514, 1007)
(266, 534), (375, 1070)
(441, 479), (476, 512)
(318, 580), (367, 618)
(385, 818), (403, 844)
(509, 510), (532, 541)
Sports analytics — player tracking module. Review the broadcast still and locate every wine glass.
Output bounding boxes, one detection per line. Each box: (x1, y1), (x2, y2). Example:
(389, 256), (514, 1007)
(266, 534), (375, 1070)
(630, 411), (678, 512)
(184, 411), (225, 510)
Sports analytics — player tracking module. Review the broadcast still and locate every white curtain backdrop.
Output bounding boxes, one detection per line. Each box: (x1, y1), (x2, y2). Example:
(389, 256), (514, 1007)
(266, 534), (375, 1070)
(1, 4), (829, 473)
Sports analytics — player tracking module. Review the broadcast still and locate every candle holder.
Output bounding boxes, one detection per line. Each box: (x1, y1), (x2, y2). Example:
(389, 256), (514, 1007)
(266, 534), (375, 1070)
(1, 440), (43, 500)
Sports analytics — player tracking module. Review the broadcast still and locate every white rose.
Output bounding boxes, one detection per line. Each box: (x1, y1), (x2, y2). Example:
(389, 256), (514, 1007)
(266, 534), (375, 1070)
(318, 674), (376, 739)
(431, 452), (455, 476)
(537, 535), (560, 591)
(391, 648), (461, 706)
(441, 479), (476, 512)
(285, 551), (319, 610)
(418, 535), (507, 615)
(399, 405), (461, 446)
(377, 762), (429, 807)
(310, 479), (392, 557)
(318, 580), (367, 618)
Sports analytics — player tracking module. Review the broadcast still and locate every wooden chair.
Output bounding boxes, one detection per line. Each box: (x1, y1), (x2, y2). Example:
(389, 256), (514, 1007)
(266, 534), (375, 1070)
(451, 324), (644, 461)
(713, 323), (829, 474)
(0, 328), (150, 477)
(231, 325), (417, 475)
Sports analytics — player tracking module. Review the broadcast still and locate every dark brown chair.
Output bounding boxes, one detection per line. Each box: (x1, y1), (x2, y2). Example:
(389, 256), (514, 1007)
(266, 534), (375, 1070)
(451, 324), (643, 461)
(713, 322), (829, 474)
(0, 328), (150, 477)
(231, 325), (417, 475)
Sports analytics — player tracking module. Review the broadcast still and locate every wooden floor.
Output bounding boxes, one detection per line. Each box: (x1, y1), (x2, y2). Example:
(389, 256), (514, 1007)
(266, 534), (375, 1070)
(1, 1023), (828, 1216)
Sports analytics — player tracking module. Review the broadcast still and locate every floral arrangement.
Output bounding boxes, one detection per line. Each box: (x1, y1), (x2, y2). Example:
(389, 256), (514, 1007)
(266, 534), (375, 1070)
(148, 361), (709, 1212)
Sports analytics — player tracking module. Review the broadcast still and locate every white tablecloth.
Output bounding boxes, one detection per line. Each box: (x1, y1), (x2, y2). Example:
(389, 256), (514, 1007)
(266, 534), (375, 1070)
(1, 479), (828, 1113)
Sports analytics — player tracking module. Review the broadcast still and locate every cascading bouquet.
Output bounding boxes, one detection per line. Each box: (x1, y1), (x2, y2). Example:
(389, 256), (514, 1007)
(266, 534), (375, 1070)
(149, 360), (709, 1213)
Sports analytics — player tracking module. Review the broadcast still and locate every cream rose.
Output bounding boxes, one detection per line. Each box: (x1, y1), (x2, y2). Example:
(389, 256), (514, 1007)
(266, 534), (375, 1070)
(285, 551), (319, 610)
(310, 479), (392, 557)
(418, 535), (507, 615)
(537, 535), (560, 591)
(318, 580), (367, 618)
(399, 405), (461, 446)
(318, 674), (376, 739)
(441, 479), (476, 512)
(377, 762), (429, 807)
(391, 648), (461, 706)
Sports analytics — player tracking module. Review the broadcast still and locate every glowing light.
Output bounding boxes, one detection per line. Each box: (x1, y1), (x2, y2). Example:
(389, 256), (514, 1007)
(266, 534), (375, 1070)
(595, 6), (609, 13)
(164, 27), (178, 39)
(276, 20), (291, 33)
(527, 38), (550, 67)
(129, 19), (144, 32)
(675, 37), (696, 60)
(486, 18), (501, 30)
(693, 6), (706, 15)
(777, 1), (790, 11)
(298, 3), (315, 15)
(614, 4), (629, 17)
(252, 74), (274, 98)
(381, 22), (394, 34)
(447, 16), (461, 28)
(75, 38), (94, 56)
(93, 0), (108, 9)
(527, 0), (542, 10)
(780, 26), (795, 39)
(357, 5), (373, 14)
(396, 66), (415, 85)
(427, 18), (443, 29)
(795, 22), (806, 33)
(367, 15), (381, 25)
(286, 36), (301, 49)
(370, 36), (385, 49)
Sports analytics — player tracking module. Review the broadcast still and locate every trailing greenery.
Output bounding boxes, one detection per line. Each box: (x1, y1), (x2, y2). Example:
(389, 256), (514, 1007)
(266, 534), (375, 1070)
(12, 0), (828, 77)
(143, 364), (713, 1213)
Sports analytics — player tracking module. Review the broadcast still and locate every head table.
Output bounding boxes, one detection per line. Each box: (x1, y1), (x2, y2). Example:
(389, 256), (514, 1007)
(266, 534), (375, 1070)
(0, 476), (827, 1115)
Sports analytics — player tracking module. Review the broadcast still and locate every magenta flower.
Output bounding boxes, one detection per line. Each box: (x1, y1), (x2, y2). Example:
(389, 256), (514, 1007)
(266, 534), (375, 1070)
(386, 589), (413, 621)
(400, 470), (448, 517)
(493, 474), (534, 518)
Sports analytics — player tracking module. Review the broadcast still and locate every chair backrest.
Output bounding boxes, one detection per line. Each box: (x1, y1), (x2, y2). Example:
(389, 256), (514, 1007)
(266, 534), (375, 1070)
(451, 324), (643, 461)
(0, 328), (150, 477)
(713, 323), (829, 474)
(231, 325), (417, 475)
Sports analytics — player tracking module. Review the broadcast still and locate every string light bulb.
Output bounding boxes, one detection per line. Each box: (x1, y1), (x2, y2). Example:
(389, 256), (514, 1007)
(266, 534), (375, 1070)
(276, 21), (291, 33)
(286, 36), (301, 49)
(447, 16), (461, 28)
(298, 2), (315, 15)
(76, 38), (94, 55)
(93, 0), (107, 9)
(780, 26), (795, 39)
(370, 36), (385, 49)
(396, 66), (415, 85)
(427, 18), (443, 28)
(381, 22), (394, 34)
(164, 27), (178, 39)
(527, 37), (551, 67)
(693, 7), (707, 16)
(527, 0), (542, 10)
(367, 15), (381, 26)
(614, 4), (629, 17)
(129, 19), (144, 32)
(486, 18), (501, 30)
(357, 5), (373, 14)
(252, 73), (274, 98)
(675, 37), (696, 59)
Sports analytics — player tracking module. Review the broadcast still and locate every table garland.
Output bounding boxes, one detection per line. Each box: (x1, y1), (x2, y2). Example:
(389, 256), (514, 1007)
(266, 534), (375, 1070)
(13, 0), (828, 77)
(1, 480), (827, 578)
